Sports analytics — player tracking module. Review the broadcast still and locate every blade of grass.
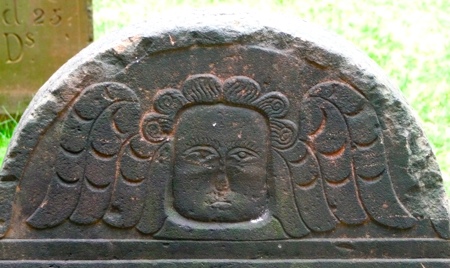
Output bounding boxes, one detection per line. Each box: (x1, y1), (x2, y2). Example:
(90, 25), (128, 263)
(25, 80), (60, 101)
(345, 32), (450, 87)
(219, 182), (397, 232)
(0, 107), (19, 165)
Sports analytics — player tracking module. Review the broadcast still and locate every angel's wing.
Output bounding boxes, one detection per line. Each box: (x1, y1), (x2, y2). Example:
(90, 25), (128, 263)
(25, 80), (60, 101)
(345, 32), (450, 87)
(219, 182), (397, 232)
(279, 81), (416, 234)
(26, 82), (167, 233)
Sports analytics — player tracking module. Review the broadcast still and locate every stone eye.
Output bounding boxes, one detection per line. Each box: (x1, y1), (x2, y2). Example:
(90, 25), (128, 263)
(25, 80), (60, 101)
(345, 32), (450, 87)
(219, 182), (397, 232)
(228, 147), (258, 162)
(183, 146), (219, 165)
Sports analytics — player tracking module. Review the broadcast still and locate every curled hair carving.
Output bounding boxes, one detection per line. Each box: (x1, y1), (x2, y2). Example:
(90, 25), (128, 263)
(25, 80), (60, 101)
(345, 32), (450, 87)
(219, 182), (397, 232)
(144, 74), (297, 149)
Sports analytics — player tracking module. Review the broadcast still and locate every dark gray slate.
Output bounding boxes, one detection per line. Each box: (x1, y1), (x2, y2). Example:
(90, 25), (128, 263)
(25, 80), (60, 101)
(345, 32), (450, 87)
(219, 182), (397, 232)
(0, 11), (448, 266)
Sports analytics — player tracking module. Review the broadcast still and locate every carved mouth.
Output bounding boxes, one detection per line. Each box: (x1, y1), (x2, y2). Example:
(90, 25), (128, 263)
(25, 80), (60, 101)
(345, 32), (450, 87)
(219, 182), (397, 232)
(210, 201), (232, 209)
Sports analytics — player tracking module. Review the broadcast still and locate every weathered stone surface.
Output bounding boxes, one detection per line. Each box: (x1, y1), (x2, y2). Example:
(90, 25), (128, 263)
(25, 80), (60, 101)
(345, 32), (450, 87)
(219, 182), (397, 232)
(0, 0), (92, 114)
(0, 11), (448, 266)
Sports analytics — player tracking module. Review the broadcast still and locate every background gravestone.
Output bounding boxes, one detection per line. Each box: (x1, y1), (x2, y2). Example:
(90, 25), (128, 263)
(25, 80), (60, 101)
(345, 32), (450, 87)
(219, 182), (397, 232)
(0, 11), (449, 266)
(0, 0), (92, 115)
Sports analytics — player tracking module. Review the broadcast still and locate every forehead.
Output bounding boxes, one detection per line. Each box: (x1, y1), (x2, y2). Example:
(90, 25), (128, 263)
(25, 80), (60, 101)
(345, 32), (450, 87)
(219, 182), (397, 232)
(175, 104), (269, 144)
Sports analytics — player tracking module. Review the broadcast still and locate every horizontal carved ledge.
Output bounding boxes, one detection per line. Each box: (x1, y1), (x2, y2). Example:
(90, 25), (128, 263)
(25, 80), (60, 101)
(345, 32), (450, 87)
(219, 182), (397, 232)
(0, 260), (450, 267)
(0, 239), (449, 260)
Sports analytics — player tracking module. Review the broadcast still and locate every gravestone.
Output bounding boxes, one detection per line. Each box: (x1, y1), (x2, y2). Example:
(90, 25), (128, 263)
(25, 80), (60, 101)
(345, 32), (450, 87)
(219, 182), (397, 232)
(0, 0), (92, 114)
(0, 12), (449, 266)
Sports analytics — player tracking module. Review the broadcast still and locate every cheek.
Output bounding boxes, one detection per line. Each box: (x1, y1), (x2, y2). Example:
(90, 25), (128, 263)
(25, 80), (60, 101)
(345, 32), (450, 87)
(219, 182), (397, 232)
(173, 160), (216, 191)
(228, 162), (267, 193)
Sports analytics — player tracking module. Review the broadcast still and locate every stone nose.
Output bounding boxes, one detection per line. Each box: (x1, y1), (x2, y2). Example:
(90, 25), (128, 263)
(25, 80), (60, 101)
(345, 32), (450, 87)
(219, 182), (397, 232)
(214, 169), (229, 192)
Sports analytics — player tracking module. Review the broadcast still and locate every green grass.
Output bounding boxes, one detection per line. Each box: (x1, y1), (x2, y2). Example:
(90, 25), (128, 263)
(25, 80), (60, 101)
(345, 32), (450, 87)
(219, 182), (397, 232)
(1, 0), (449, 195)
(0, 108), (19, 164)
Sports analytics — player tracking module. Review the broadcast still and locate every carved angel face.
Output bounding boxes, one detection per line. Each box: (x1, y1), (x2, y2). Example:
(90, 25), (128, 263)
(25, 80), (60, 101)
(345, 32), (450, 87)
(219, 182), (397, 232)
(173, 104), (269, 222)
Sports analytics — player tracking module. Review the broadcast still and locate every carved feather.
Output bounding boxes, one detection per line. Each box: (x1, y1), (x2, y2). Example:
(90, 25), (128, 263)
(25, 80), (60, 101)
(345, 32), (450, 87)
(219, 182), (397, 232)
(103, 142), (150, 228)
(136, 142), (171, 234)
(281, 139), (338, 232)
(270, 150), (310, 237)
(289, 81), (416, 231)
(300, 96), (368, 225)
(26, 82), (143, 228)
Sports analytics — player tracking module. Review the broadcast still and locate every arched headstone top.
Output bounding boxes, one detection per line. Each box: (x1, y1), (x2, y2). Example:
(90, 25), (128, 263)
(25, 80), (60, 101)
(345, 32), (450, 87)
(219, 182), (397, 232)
(0, 11), (448, 265)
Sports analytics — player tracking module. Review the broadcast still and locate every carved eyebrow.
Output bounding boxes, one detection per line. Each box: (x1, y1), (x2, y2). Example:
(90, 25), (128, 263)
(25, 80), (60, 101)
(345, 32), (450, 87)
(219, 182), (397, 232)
(226, 140), (262, 154)
(185, 137), (221, 147)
